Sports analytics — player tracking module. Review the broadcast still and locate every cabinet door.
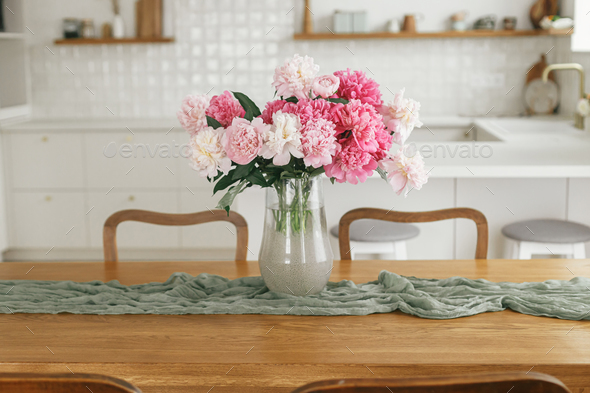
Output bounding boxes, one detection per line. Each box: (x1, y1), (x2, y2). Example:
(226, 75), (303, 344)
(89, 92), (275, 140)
(85, 131), (182, 189)
(568, 178), (590, 256)
(87, 190), (180, 249)
(323, 178), (456, 260)
(9, 133), (85, 189)
(12, 192), (87, 248)
(456, 178), (567, 259)
(179, 189), (237, 250)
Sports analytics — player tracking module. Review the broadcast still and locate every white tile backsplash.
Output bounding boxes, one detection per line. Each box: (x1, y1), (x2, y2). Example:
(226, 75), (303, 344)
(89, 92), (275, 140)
(23, 0), (588, 119)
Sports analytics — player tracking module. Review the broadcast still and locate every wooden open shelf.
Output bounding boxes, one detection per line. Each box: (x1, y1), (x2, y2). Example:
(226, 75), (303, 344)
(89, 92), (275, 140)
(294, 29), (573, 40)
(54, 37), (175, 45)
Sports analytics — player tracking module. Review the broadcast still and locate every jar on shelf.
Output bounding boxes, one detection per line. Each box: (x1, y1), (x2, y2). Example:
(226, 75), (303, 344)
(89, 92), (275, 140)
(80, 19), (95, 38)
(63, 18), (81, 38)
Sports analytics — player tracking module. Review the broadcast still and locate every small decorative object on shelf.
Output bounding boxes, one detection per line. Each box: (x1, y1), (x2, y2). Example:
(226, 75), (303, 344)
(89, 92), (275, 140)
(333, 10), (352, 33)
(402, 14), (422, 33)
(102, 22), (113, 38)
(112, 0), (125, 38)
(530, 0), (558, 28)
(387, 18), (401, 33)
(503, 17), (517, 30)
(473, 15), (496, 30)
(136, 0), (163, 38)
(177, 55), (428, 295)
(539, 15), (574, 30)
(63, 18), (81, 38)
(450, 11), (468, 31)
(80, 19), (95, 38)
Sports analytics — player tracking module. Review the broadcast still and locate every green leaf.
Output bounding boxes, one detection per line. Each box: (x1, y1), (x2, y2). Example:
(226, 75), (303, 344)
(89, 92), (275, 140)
(213, 173), (239, 195)
(280, 171), (297, 179)
(284, 96), (298, 103)
(206, 116), (223, 129)
(376, 166), (389, 182)
(232, 161), (256, 180)
(309, 167), (325, 178)
(326, 98), (349, 104)
(329, 177), (336, 184)
(246, 171), (268, 187)
(216, 180), (248, 215)
(232, 91), (261, 121)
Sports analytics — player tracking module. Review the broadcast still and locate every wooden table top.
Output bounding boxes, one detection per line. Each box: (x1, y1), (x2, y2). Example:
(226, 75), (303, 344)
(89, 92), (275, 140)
(1, 259), (590, 393)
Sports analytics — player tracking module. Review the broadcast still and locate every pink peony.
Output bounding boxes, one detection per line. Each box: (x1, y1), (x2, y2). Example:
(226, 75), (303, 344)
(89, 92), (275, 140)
(282, 98), (334, 125)
(379, 148), (429, 196)
(300, 118), (338, 168)
(333, 69), (383, 107)
(312, 75), (340, 98)
(260, 99), (287, 124)
(206, 91), (246, 127)
(324, 139), (378, 184)
(222, 117), (269, 165)
(372, 128), (393, 161)
(331, 99), (384, 153)
(272, 54), (319, 100)
(177, 94), (210, 135)
(380, 88), (423, 145)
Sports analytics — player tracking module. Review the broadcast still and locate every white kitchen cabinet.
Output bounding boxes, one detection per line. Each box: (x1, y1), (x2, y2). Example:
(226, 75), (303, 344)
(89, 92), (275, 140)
(12, 191), (87, 248)
(179, 188), (237, 250)
(9, 133), (85, 189)
(84, 131), (182, 189)
(456, 178), (567, 259)
(567, 178), (590, 256)
(87, 190), (180, 250)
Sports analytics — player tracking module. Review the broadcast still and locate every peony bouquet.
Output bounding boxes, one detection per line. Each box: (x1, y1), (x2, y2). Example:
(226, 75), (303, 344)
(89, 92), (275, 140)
(177, 54), (429, 217)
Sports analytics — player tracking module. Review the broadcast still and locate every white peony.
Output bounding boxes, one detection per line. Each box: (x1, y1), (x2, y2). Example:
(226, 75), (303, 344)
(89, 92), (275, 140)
(188, 126), (231, 178)
(380, 88), (423, 145)
(272, 54), (319, 100)
(577, 99), (590, 117)
(260, 111), (304, 166)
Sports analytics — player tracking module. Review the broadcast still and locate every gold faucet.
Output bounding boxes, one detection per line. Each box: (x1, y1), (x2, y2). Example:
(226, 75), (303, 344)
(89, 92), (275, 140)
(542, 63), (586, 129)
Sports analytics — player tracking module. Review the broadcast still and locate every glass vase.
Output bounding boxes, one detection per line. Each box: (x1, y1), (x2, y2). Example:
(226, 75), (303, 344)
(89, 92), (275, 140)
(258, 177), (333, 296)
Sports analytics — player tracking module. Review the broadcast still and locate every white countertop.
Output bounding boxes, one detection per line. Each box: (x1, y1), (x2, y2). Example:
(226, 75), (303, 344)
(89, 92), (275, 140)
(3, 116), (590, 178)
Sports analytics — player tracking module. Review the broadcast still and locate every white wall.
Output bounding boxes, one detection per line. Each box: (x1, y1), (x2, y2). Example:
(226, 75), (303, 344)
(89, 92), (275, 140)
(20, 0), (587, 119)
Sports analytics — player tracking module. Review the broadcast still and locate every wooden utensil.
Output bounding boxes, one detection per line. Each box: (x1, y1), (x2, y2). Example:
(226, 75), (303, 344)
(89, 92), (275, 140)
(402, 15), (417, 33)
(526, 54), (555, 84)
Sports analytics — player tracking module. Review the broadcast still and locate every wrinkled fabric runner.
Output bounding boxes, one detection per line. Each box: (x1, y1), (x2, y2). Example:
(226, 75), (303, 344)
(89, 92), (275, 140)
(1, 271), (589, 320)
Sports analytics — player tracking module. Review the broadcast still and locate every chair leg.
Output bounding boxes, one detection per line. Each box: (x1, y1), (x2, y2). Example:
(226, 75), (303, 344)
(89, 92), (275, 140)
(392, 241), (408, 260)
(510, 240), (520, 259)
(517, 242), (533, 260)
(573, 243), (586, 259)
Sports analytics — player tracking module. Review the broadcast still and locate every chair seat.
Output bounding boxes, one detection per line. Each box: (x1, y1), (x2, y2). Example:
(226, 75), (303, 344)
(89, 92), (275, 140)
(331, 219), (420, 243)
(502, 219), (590, 244)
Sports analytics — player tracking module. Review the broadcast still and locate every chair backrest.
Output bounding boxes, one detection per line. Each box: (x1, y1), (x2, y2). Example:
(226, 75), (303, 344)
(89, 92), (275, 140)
(0, 373), (142, 393)
(338, 207), (488, 260)
(103, 209), (248, 263)
(291, 372), (570, 393)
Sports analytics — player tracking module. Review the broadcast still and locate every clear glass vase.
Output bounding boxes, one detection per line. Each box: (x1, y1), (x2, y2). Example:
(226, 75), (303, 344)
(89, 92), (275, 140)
(259, 177), (334, 296)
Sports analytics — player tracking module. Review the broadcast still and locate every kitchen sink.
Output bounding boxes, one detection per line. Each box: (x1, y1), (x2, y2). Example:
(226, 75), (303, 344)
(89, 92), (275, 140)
(411, 125), (502, 142)
(475, 117), (585, 139)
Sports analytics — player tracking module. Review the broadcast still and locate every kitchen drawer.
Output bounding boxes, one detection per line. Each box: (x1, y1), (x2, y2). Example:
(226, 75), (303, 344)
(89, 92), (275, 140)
(12, 192), (87, 248)
(179, 188), (236, 249)
(85, 131), (182, 189)
(87, 190), (180, 249)
(9, 133), (85, 189)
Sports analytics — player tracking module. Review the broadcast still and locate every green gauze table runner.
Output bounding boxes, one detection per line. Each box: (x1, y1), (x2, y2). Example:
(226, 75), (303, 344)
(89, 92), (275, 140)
(1, 270), (589, 320)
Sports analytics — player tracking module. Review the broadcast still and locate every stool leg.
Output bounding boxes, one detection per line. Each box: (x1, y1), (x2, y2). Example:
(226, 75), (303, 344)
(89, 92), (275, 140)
(518, 242), (533, 260)
(511, 241), (521, 259)
(393, 241), (408, 260)
(573, 243), (586, 259)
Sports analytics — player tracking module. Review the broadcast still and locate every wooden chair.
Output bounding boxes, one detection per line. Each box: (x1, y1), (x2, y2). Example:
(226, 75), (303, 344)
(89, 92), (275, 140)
(338, 207), (488, 260)
(291, 372), (570, 393)
(0, 373), (142, 392)
(103, 209), (248, 263)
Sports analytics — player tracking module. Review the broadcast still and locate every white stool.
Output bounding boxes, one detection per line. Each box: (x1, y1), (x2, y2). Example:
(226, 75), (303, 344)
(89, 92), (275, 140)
(502, 219), (590, 259)
(330, 219), (420, 260)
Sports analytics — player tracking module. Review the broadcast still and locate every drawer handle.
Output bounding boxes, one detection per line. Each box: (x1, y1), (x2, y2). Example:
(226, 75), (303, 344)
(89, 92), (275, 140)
(45, 196), (52, 202)
(41, 136), (48, 142)
(128, 195), (135, 202)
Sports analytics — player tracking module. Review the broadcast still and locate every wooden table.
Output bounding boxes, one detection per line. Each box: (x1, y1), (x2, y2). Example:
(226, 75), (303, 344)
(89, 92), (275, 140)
(1, 259), (590, 393)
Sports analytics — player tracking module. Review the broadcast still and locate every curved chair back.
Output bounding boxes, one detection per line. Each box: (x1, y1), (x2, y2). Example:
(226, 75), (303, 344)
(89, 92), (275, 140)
(338, 207), (488, 260)
(103, 209), (248, 263)
(291, 372), (570, 393)
(0, 373), (142, 393)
